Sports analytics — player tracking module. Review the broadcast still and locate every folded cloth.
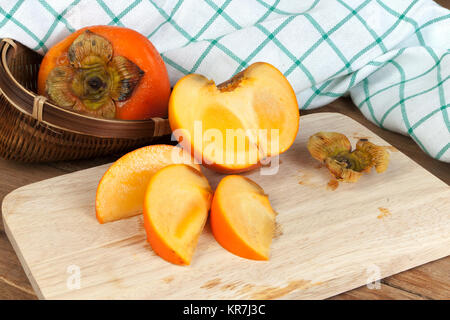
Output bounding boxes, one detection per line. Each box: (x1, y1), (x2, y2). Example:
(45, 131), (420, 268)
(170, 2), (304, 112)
(1, 0), (449, 162)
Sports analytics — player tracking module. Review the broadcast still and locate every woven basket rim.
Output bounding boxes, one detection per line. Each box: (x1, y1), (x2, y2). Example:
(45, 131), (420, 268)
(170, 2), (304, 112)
(0, 38), (171, 139)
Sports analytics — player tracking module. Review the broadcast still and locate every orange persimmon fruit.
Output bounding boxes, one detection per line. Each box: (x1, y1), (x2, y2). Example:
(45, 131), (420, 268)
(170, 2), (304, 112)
(210, 175), (276, 260)
(96, 145), (199, 224)
(143, 164), (213, 265)
(169, 62), (299, 173)
(38, 25), (170, 120)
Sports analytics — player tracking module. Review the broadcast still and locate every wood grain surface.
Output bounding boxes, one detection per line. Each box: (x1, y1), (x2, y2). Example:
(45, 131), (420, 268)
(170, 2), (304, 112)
(0, 99), (448, 300)
(2, 113), (449, 300)
(0, 0), (449, 299)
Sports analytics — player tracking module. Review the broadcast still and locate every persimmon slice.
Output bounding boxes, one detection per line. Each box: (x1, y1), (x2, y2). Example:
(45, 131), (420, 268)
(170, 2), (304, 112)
(210, 175), (276, 260)
(143, 164), (213, 265)
(95, 145), (199, 224)
(169, 62), (299, 173)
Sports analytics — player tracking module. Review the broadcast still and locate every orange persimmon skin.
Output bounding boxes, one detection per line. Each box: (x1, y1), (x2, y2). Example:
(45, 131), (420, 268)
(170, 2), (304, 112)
(143, 206), (187, 265)
(210, 176), (272, 261)
(210, 195), (268, 260)
(143, 164), (213, 265)
(38, 25), (171, 120)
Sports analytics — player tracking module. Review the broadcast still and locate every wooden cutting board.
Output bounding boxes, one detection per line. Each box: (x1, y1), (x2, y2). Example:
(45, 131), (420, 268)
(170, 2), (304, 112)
(2, 113), (449, 300)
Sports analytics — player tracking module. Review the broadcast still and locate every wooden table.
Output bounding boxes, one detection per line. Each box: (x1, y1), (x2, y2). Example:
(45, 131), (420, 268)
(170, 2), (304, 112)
(1, 0), (449, 299)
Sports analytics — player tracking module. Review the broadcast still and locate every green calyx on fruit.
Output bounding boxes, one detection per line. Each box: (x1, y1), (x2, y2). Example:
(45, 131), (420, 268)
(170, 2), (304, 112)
(45, 30), (144, 119)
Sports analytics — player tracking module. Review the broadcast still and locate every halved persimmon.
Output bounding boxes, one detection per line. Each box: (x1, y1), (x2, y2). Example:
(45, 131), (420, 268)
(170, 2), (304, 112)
(96, 145), (199, 224)
(210, 175), (276, 260)
(38, 25), (170, 120)
(143, 164), (213, 265)
(169, 62), (300, 173)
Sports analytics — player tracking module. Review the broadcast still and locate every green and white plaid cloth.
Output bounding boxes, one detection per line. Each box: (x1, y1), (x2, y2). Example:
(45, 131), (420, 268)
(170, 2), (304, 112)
(1, 0), (449, 162)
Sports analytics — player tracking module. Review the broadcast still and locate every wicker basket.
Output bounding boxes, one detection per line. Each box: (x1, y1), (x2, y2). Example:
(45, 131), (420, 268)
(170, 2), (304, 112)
(0, 38), (171, 162)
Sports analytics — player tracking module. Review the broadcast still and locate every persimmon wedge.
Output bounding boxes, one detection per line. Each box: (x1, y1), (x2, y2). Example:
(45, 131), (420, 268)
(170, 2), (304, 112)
(96, 145), (199, 224)
(169, 62), (299, 173)
(210, 175), (276, 260)
(143, 164), (213, 265)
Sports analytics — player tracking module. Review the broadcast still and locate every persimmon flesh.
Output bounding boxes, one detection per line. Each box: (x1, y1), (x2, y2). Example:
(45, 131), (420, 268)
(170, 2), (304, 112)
(143, 164), (213, 265)
(169, 62), (299, 173)
(96, 145), (199, 224)
(210, 175), (276, 260)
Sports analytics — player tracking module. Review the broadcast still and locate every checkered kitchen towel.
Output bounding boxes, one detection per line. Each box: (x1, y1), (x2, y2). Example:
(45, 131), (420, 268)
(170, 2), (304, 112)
(1, 0), (449, 162)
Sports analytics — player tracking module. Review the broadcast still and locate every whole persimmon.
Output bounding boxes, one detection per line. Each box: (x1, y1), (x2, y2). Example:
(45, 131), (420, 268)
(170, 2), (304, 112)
(38, 25), (171, 120)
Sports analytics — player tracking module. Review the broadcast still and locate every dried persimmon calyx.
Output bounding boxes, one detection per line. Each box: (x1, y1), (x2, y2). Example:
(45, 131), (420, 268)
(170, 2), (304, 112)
(355, 139), (390, 173)
(45, 66), (77, 108)
(108, 56), (145, 102)
(45, 30), (144, 119)
(307, 132), (390, 183)
(307, 132), (351, 161)
(68, 30), (113, 68)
